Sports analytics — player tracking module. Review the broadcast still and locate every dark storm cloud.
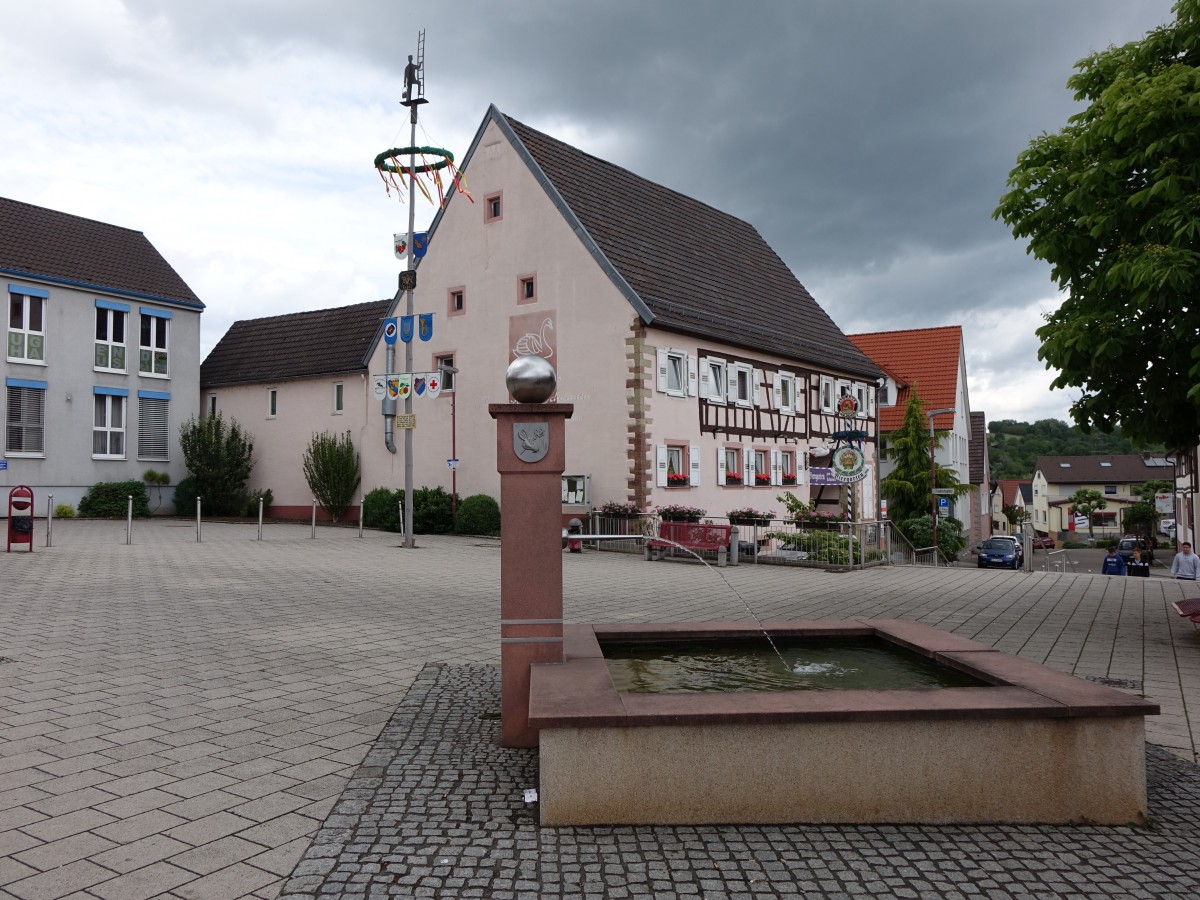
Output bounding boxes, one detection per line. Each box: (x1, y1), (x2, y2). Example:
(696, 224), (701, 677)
(28, 0), (1183, 421)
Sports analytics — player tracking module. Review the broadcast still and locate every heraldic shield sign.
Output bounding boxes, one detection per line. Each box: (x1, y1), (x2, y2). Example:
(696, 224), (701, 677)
(513, 423), (549, 463)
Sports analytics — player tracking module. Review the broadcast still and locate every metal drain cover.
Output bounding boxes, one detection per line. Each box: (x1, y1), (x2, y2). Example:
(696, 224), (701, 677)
(1085, 675), (1143, 691)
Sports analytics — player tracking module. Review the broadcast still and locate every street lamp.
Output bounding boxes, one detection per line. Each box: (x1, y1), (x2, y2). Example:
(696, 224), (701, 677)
(927, 407), (955, 563)
(439, 362), (460, 524)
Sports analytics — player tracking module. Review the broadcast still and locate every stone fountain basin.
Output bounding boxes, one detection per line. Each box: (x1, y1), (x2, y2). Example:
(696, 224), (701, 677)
(528, 620), (1159, 826)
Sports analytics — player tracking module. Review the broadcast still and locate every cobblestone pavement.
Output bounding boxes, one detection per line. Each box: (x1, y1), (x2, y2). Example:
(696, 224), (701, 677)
(279, 664), (1200, 900)
(2, 519), (1200, 899)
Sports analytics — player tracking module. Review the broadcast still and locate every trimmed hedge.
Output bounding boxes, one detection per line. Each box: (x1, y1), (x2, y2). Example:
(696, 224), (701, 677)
(78, 481), (150, 518)
(456, 494), (500, 536)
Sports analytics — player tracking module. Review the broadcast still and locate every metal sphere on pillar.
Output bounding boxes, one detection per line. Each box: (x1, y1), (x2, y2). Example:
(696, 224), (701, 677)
(506, 355), (557, 403)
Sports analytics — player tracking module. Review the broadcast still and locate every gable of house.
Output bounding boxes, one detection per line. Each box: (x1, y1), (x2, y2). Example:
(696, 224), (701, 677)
(423, 107), (880, 381)
(848, 326), (962, 431)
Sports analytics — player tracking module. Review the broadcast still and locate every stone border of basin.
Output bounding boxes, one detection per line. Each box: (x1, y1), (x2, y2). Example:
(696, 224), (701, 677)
(529, 619), (1159, 826)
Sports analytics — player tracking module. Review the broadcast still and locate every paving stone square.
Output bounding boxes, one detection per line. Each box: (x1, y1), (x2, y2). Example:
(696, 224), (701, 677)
(3, 519), (1200, 898)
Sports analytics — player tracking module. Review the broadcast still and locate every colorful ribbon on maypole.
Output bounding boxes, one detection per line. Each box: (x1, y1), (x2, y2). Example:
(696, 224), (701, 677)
(373, 146), (474, 207)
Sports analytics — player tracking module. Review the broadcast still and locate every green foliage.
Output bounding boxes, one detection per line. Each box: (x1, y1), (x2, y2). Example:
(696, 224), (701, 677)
(896, 515), (967, 563)
(179, 413), (256, 516)
(361, 486), (457, 533)
(412, 486), (455, 534)
(239, 489), (273, 517)
(994, 1), (1200, 448)
(986, 419), (1158, 479)
(173, 476), (197, 514)
(1067, 488), (1107, 538)
(302, 431), (361, 523)
(456, 494), (501, 535)
(54, 503), (75, 519)
(1123, 499), (1157, 534)
(765, 528), (852, 565)
(78, 481), (150, 518)
(878, 389), (971, 522)
(363, 487), (401, 531)
(142, 468), (170, 512)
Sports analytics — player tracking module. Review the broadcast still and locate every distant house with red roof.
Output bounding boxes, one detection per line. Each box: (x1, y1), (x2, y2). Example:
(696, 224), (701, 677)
(991, 479), (1031, 536)
(848, 325), (989, 545)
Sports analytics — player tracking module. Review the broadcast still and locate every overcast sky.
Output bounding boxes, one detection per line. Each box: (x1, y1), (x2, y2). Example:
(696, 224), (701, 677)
(0, 0), (1179, 425)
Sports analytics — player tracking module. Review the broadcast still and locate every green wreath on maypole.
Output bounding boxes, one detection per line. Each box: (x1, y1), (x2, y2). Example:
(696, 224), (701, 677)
(373, 145), (473, 206)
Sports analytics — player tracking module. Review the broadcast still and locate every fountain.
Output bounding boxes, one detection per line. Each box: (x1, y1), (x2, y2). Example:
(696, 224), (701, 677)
(492, 357), (1158, 826)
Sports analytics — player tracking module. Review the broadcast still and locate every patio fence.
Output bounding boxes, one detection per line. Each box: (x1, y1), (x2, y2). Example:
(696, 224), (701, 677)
(583, 513), (949, 569)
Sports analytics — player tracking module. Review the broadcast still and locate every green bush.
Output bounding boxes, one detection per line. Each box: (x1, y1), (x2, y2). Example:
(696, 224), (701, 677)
(363, 487), (401, 531)
(54, 503), (75, 519)
(179, 413), (256, 516)
(240, 489), (274, 517)
(896, 515), (966, 562)
(413, 486), (455, 534)
(456, 494), (500, 535)
(302, 431), (360, 523)
(78, 481), (150, 518)
(173, 476), (198, 514)
(766, 527), (852, 565)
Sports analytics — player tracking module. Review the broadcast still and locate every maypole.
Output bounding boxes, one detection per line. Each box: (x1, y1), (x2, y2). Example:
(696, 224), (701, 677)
(372, 32), (471, 549)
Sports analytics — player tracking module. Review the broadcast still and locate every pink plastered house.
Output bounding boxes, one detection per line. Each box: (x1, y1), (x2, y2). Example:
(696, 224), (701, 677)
(203, 106), (884, 522)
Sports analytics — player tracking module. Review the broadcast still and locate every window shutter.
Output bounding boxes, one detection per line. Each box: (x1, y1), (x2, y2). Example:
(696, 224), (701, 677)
(686, 355), (698, 396)
(743, 447), (753, 479)
(656, 348), (669, 393)
(726, 368), (738, 404)
(6, 386), (46, 453)
(867, 384), (876, 417)
(772, 374), (781, 409)
(656, 444), (668, 487)
(716, 446), (727, 484)
(753, 369), (763, 407)
(138, 397), (169, 461)
(699, 358), (710, 397)
(689, 445), (700, 486)
(771, 449), (782, 486)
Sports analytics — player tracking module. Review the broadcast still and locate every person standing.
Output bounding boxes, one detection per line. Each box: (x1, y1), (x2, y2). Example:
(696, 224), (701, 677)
(1171, 542), (1199, 580)
(1101, 546), (1126, 576)
(1127, 547), (1150, 577)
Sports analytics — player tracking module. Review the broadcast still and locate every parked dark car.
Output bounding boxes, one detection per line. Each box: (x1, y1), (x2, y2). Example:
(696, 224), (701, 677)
(1032, 535), (1055, 549)
(978, 538), (1021, 569)
(1117, 537), (1154, 564)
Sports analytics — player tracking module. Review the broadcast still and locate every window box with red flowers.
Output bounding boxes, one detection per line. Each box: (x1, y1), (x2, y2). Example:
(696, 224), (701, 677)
(725, 472), (743, 485)
(754, 473), (771, 486)
(782, 474), (797, 486)
(667, 473), (689, 487)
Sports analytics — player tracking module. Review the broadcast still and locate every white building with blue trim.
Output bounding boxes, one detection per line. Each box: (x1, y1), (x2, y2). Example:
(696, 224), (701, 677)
(2, 197), (203, 512)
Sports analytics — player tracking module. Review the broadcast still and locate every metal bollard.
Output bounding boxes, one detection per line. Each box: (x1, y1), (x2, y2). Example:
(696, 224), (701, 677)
(358, 493), (364, 538)
(311, 499), (317, 538)
(46, 493), (53, 548)
(257, 496), (264, 541)
(196, 497), (202, 542)
(126, 495), (133, 545)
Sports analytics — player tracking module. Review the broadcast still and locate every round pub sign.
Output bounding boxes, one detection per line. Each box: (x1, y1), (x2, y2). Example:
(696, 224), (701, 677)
(830, 446), (867, 483)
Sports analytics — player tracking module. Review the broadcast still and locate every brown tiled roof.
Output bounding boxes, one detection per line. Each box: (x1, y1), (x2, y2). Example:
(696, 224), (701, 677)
(848, 326), (963, 431)
(201, 299), (392, 386)
(0, 196), (202, 308)
(1034, 454), (1174, 485)
(995, 479), (1030, 507)
(485, 111), (879, 380)
(969, 411), (988, 485)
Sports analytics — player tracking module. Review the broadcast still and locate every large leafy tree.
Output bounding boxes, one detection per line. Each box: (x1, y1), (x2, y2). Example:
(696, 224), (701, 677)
(994, 0), (1200, 449)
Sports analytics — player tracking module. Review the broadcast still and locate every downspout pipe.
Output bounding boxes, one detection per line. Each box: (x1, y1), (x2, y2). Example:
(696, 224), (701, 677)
(383, 341), (397, 453)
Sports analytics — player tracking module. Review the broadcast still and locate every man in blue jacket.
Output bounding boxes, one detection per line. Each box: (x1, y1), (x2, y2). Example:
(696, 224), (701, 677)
(1101, 546), (1126, 576)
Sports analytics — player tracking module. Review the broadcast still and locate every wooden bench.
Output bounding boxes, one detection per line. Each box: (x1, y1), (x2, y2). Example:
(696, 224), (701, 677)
(1171, 598), (1200, 623)
(645, 521), (734, 567)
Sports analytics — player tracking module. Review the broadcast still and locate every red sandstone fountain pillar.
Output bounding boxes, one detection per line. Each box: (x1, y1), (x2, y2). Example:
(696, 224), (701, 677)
(490, 398), (573, 748)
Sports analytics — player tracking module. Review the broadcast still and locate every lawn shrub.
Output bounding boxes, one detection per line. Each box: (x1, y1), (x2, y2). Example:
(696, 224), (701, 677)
(78, 481), (150, 518)
(456, 494), (500, 535)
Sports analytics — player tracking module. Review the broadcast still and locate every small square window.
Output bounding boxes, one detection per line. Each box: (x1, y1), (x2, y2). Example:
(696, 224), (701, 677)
(518, 275), (536, 304)
(435, 354), (456, 391)
(485, 192), (503, 222)
(448, 287), (466, 317)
